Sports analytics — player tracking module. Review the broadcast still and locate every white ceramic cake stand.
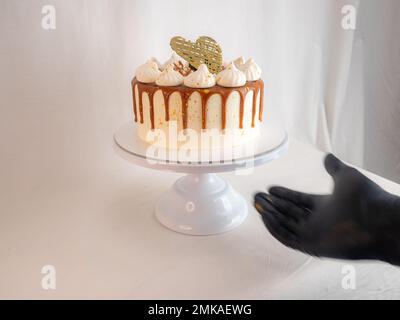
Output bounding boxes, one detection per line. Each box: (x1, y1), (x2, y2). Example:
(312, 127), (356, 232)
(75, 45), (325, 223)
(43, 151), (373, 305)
(114, 123), (288, 235)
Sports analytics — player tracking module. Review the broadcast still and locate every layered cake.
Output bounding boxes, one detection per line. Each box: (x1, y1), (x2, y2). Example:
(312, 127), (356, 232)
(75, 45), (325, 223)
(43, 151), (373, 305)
(131, 36), (264, 149)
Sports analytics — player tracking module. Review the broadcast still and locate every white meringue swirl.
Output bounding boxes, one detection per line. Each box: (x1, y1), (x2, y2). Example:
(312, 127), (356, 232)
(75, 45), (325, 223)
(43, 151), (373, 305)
(216, 62), (246, 87)
(135, 60), (161, 83)
(161, 52), (189, 70)
(233, 56), (246, 69)
(150, 57), (162, 70)
(222, 60), (230, 70)
(184, 64), (215, 88)
(239, 58), (262, 81)
(156, 65), (184, 86)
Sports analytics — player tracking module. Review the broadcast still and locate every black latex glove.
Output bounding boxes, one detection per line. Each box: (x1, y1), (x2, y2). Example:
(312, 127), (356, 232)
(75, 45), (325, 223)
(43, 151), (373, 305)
(254, 154), (400, 266)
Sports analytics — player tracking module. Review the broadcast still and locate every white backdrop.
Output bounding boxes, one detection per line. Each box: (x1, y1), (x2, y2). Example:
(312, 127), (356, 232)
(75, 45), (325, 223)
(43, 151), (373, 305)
(358, 0), (400, 183)
(1, 0), (400, 182)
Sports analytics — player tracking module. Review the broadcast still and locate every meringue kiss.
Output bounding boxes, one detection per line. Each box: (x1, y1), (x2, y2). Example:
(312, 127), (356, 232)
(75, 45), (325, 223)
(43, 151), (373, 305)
(135, 60), (161, 83)
(216, 62), (246, 87)
(156, 64), (184, 86)
(184, 64), (216, 88)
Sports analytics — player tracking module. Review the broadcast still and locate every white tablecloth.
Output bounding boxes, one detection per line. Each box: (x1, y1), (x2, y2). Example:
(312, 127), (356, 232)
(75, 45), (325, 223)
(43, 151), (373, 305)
(1, 135), (400, 300)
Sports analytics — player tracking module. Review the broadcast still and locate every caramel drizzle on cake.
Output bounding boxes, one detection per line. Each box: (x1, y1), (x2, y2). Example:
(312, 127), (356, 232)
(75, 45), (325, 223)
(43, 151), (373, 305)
(131, 78), (264, 130)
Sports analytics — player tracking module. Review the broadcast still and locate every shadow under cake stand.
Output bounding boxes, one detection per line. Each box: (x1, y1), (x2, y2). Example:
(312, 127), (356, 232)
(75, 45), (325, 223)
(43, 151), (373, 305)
(114, 123), (288, 236)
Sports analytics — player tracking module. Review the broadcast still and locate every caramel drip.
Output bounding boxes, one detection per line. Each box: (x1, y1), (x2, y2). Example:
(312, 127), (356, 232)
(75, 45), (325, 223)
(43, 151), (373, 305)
(182, 92), (191, 129)
(221, 93), (228, 130)
(251, 87), (257, 127)
(238, 91), (245, 129)
(162, 91), (175, 121)
(148, 91), (155, 130)
(132, 83), (137, 122)
(131, 78), (264, 130)
(138, 88), (144, 123)
(259, 80), (264, 122)
(201, 95), (207, 129)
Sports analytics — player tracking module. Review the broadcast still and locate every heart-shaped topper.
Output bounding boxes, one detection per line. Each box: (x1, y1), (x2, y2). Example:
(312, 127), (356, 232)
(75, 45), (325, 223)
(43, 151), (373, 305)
(170, 36), (223, 74)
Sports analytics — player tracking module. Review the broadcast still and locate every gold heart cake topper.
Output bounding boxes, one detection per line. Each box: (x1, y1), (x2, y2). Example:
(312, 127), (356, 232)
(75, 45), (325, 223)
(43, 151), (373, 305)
(170, 36), (223, 74)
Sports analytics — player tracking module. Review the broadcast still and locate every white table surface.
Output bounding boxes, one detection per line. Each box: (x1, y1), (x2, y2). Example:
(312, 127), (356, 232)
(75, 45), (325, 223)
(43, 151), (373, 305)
(1, 134), (400, 300)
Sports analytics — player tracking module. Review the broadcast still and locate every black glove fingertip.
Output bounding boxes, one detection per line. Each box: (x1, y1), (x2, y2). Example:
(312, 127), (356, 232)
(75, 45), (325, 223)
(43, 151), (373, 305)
(324, 153), (346, 177)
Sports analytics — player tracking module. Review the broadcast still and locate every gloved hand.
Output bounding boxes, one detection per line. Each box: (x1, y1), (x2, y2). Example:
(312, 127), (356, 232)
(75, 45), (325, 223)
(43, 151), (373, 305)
(254, 154), (400, 266)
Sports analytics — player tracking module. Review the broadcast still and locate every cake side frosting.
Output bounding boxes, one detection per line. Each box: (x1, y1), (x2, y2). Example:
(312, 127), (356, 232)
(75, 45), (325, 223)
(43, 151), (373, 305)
(132, 78), (264, 131)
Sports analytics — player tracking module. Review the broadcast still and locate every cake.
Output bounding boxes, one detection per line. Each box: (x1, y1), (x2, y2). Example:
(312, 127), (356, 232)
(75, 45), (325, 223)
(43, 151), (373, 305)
(131, 36), (264, 149)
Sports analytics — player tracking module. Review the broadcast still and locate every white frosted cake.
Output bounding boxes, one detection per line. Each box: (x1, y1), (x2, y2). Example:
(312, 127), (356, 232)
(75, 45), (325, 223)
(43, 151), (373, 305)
(131, 37), (264, 149)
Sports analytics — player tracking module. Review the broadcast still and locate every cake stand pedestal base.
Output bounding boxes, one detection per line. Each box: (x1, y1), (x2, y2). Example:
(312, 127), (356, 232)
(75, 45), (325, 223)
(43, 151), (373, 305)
(155, 173), (248, 235)
(114, 122), (288, 236)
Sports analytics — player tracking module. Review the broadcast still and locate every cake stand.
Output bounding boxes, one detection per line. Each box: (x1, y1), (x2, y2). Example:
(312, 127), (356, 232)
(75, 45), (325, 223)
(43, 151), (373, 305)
(114, 123), (288, 235)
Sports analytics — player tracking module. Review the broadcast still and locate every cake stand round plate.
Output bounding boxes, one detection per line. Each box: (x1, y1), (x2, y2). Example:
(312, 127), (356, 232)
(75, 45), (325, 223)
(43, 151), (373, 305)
(114, 123), (288, 235)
